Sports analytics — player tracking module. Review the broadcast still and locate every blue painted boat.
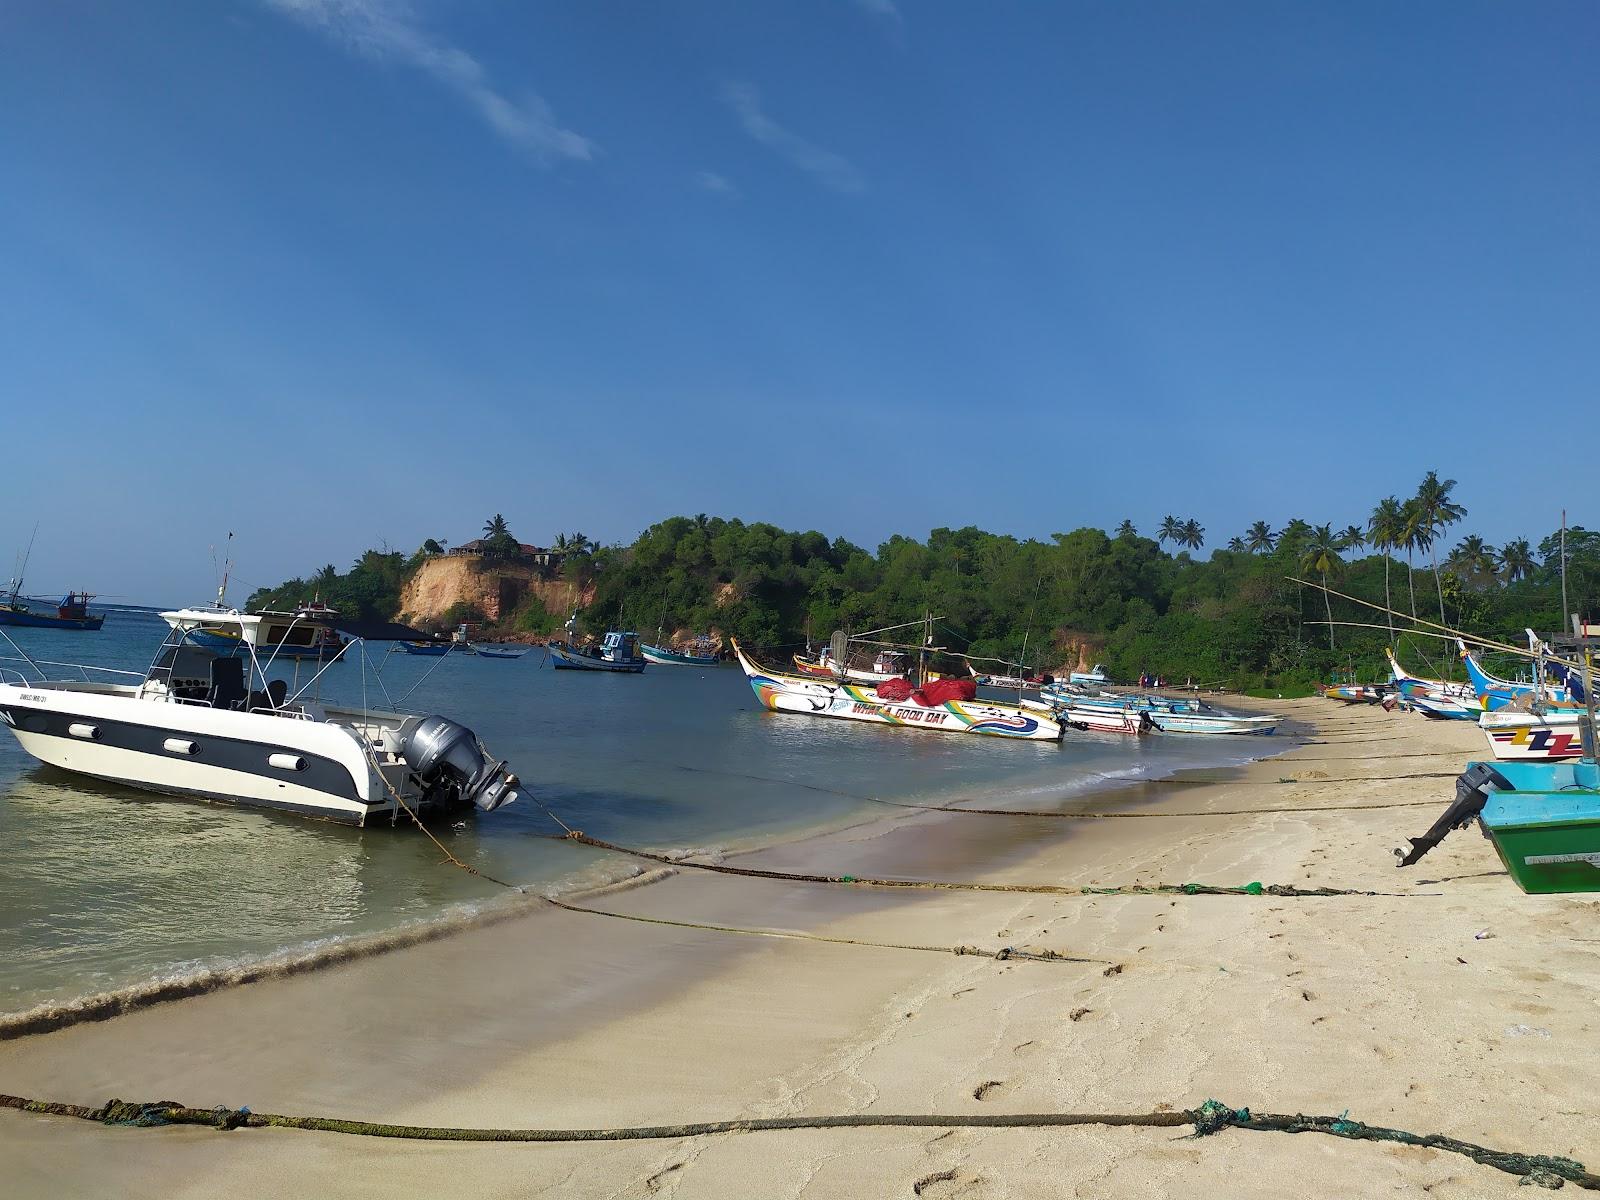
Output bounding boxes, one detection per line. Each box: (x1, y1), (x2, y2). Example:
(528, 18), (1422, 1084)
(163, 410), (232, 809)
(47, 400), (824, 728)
(1457, 639), (1571, 712)
(0, 591), (103, 631)
(642, 642), (718, 666)
(399, 640), (450, 656)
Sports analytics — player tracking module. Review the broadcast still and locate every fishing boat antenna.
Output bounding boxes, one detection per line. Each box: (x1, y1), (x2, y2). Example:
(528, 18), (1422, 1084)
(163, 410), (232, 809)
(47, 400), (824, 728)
(212, 532), (234, 608)
(1561, 510), (1570, 622)
(9, 522), (38, 607)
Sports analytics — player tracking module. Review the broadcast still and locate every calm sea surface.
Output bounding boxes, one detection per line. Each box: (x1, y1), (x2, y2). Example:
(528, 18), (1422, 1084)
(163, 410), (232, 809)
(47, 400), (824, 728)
(0, 606), (1288, 1014)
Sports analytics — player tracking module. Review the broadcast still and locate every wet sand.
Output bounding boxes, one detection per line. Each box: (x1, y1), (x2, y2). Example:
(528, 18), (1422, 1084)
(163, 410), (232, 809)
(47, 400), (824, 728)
(3, 699), (1596, 1197)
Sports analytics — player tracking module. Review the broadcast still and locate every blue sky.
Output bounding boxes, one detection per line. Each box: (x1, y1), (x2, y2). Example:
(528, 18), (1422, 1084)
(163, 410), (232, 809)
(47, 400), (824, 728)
(2, 1), (1595, 604)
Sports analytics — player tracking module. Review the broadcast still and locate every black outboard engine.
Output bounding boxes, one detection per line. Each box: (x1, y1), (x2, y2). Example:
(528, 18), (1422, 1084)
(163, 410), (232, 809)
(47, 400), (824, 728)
(399, 716), (522, 813)
(1394, 762), (1511, 867)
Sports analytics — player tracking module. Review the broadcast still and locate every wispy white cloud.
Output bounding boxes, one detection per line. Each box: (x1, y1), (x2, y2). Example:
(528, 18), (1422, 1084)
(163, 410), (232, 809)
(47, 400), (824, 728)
(854, 0), (902, 26)
(694, 170), (738, 197)
(262, 0), (595, 164)
(720, 82), (864, 194)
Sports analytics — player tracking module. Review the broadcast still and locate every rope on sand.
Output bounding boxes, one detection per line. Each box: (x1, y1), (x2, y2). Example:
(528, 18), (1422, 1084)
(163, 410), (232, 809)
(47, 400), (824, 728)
(1, 1094), (1590, 1189)
(541, 895), (1111, 964)
(557, 831), (1409, 899)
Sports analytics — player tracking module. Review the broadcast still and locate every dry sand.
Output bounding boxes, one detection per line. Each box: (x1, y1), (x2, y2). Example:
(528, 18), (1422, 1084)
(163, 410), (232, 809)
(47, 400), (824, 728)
(2, 698), (1597, 1197)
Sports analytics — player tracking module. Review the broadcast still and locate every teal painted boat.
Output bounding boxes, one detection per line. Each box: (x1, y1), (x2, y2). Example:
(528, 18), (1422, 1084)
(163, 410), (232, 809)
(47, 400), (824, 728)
(1398, 759), (1600, 894)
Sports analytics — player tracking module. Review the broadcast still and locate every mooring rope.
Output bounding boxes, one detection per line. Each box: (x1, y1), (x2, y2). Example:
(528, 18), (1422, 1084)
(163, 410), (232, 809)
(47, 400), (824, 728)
(541, 896), (1111, 964)
(0, 1094), (1588, 1188)
(556, 831), (1407, 898)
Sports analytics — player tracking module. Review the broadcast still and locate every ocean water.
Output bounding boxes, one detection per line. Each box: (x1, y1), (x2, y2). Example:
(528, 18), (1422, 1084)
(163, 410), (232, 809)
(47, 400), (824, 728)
(0, 606), (1288, 1016)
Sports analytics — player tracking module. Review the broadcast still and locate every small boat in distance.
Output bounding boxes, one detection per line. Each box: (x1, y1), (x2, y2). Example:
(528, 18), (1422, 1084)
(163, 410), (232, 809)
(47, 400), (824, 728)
(0, 589), (104, 631)
(550, 631), (647, 673)
(399, 640), (450, 656)
(475, 644), (531, 659)
(1386, 647), (1482, 712)
(1068, 664), (1109, 686)
(642, 630), (720, 666)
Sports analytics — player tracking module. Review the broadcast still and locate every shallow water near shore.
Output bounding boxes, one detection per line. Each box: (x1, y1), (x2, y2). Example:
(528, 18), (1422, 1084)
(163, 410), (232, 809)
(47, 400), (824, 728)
(0, 608), (1290, 1016)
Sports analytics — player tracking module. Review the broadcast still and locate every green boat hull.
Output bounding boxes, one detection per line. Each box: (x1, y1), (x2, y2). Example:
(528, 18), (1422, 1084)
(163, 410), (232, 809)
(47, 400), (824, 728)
(1475, 760), (1600, 894)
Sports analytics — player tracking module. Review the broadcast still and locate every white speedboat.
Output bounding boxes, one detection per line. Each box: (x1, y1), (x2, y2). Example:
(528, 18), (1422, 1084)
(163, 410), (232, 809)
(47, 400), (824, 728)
(0, 607), (523, 826)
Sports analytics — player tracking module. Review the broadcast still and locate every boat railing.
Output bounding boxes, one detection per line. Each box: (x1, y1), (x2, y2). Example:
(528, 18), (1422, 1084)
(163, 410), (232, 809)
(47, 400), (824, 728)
(0, 655), (144, 686)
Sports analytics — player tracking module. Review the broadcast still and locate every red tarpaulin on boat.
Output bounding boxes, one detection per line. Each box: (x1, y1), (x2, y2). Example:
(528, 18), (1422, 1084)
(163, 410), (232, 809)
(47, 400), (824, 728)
(875, 677), (915, 702)
(916, 677), (978, 706)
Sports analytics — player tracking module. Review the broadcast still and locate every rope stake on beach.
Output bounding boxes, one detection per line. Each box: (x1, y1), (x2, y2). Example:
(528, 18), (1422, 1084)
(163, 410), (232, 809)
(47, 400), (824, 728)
(2, 1093), (1590, 1189)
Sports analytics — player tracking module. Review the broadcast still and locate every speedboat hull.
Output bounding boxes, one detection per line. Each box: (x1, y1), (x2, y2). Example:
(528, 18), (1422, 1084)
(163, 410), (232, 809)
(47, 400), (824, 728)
(0, 683), (385, 824)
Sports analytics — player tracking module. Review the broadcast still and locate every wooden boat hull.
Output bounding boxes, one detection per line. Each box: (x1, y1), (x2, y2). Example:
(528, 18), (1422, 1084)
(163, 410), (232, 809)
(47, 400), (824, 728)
(1473, 760), (1600, 893)
(1479, 711), (1588, 760)
(791, 654), (899, 683)
(643, 644), (718, 666)
(549, 642), (646, 672)
(738, 642), (1060, 740)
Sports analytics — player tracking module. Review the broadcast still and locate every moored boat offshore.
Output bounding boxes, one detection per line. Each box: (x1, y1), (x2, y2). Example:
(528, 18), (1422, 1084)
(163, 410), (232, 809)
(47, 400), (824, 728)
(0, 606), (523, 825)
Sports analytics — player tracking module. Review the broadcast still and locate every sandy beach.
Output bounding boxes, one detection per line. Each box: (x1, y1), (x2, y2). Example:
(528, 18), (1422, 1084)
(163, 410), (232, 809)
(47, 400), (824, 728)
(2, 698), (1596, 1197)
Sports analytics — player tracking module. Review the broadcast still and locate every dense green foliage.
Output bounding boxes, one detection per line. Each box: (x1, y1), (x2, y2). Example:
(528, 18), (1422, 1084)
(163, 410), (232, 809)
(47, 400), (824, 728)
(249, 491), (1597, 692)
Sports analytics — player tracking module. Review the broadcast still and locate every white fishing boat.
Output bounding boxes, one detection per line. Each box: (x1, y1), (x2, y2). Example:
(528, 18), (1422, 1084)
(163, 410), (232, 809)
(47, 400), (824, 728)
(1478, 707), (1588, 761)
(734, 640), (1062, 741)
(1041, 684), (1279, 735)
(1023, 697), (1149, 734)
(792, 645), (907, 683)
(0, 606), (523, 826)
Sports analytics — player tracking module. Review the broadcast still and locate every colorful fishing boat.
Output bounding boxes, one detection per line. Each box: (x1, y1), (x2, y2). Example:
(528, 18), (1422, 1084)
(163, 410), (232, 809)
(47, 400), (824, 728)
(1386, 648), (1482, 714)
(1457, 639), (1570, 712)
(1398, 760), (1600, 894)
(1479, 708), (1588, 761)
(1322, 682), (1392, 705)
(0, 590), (103, 631)
(550, 631), (647, 673)
(734, 640), (1061, 741)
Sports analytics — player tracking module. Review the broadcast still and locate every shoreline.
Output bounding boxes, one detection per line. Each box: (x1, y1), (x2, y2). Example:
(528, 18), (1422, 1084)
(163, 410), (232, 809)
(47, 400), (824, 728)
(0, 709), (1298, 1035)
(5, 700), (1593, 1197)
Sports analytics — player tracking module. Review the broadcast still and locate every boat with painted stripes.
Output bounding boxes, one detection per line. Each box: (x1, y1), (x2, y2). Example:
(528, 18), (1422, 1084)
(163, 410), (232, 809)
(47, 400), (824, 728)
(733, 640), (1061, 741)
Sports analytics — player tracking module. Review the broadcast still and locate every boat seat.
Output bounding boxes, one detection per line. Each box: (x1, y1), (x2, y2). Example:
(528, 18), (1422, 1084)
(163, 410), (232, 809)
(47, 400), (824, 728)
(207, 656), (248, 710)
(247, 679), (289, 713)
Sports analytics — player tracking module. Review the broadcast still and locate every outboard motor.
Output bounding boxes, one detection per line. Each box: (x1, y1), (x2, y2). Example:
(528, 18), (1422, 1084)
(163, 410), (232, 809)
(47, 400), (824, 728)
(1394, 762), (1511, 867)
(399, 716), (522, 813)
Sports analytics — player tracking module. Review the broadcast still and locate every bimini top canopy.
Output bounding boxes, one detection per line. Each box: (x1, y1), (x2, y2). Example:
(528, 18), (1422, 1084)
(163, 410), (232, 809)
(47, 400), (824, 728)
(161, 607), (437, 645)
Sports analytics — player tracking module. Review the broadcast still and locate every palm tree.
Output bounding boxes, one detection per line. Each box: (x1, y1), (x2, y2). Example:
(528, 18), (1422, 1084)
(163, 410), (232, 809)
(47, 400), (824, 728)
(1367, 496), (1405, 645)
(1500, 538), (1535, 584)
(1412, 471), (1466, 624)
(1398, 498), (1426, 620)
(1338, 524), (1365, 553)
(1115, 519), (1137, 539)
(1244, 521), (1276, 553)
(483, 514), (510, 539)
(1157, 515), (1182, 548)
(1227, 536), (1245, 552)
(1180, 519), (1205, 550)
(1446, 534), (1498, 591)
(1300, 524), (1346, 651)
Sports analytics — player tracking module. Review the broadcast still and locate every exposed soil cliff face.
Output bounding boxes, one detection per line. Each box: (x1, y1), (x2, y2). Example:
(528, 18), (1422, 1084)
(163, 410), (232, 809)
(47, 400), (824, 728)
(399, 556), (591, 627)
